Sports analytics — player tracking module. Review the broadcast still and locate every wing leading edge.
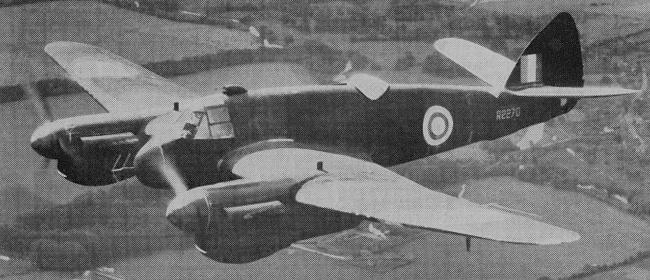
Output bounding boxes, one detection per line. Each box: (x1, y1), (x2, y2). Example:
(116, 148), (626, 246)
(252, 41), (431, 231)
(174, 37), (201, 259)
(230, 146), (580, 245)
(45, 42), (194, 113)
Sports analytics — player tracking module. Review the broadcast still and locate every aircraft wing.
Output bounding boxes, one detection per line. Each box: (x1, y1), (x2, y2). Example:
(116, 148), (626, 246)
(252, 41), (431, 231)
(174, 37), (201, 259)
(229, 146), (580, 245)
(45, 42), (194, 113)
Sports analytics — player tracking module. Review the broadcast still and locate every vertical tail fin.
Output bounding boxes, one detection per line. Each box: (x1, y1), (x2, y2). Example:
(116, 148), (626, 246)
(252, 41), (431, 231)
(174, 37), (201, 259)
(506, 12), (584, 90)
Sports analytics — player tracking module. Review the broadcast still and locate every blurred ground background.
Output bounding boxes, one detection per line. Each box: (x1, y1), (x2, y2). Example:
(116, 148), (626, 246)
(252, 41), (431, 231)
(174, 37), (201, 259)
(2, 0), (650, 279)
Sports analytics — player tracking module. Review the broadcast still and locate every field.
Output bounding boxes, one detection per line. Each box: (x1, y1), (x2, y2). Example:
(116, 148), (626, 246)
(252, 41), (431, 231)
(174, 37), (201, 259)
(586, 258), (650, 279)
(481, 0), (647, 17)
(0, 1), (256, 86)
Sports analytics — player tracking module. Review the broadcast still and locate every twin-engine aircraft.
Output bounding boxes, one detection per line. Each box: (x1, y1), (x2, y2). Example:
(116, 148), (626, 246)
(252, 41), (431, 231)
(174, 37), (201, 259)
(30, 13), (635, 263)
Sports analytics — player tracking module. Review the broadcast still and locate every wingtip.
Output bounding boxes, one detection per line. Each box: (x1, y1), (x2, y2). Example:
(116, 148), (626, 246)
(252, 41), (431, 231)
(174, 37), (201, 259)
(536, 227), (580, 245)
(44, 41), (104, 57)
(563, 229), (581, 244)
(433, 38), (461, 52)
(44, 41), (80, 52)
(568, 230), (581, 243)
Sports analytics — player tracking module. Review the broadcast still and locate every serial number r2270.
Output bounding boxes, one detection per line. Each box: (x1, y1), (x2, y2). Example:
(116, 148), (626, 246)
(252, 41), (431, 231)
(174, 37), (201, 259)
(496, 107), (521, 120)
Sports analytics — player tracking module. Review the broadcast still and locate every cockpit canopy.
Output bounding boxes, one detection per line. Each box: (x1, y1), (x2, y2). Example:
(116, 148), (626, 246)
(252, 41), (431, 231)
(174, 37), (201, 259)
(192, 104), (234, 140)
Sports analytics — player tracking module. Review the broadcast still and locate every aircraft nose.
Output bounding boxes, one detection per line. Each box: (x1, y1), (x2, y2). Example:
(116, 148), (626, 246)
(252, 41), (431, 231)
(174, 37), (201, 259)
(166, 190), (209, 234)
(30, 123), (60, 159)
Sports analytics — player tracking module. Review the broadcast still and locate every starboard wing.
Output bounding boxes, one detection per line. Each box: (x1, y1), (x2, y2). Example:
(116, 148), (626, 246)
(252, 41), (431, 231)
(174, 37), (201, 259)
(45, 42), (194, 113)
(229, 145), (580, 245)
(296, 172), (580, 245)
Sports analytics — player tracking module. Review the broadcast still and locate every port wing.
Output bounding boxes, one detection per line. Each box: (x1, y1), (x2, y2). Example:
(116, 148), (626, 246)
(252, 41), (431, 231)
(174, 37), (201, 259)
(45, 42), (195, 113)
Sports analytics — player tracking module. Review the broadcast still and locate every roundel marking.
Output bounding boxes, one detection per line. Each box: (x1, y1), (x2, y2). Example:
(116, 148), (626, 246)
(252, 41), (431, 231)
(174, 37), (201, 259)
(423, 105), (453, 146)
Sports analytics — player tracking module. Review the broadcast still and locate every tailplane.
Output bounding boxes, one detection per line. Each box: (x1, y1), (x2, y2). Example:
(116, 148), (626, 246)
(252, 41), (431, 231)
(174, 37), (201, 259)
(435, 12), (638, 98)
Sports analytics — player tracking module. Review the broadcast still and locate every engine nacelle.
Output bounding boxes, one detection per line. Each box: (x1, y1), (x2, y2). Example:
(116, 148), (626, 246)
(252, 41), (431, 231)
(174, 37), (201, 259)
(30, 110), (164, 186)
(134, 138), (232, 189)
(51, 133), (141, 186)
(195, 202), (361, 264)
(55, 145), (135, 186)
(165, 178), (362, 263)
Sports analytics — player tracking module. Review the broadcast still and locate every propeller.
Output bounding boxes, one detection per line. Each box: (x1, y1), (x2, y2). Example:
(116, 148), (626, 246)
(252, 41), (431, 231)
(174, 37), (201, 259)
(157, 153), (211, 247)
(20, 51), (55, 169)
(157, 155), (188, 196)
(134, 110), (213, 245)
(23, 80), (55, 169)
(37, 153), (51, 169)
(22, 81), (53, 124)
(19, 51), (52, 124)
(153, 145), (212, 246)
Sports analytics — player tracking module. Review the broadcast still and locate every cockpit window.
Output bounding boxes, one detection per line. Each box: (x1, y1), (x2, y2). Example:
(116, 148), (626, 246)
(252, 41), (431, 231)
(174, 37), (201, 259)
(192, 105), (234, 139)
(206, 106), (230, 124)
(179, 111), (204, 139)
(189, 112), (205, 139)
(207, 106), (234, 139)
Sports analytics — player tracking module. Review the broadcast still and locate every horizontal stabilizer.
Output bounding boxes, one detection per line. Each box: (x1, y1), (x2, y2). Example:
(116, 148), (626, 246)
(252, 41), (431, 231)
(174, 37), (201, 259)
(434, 38), (514, 89)
(508, 86), (639, 98)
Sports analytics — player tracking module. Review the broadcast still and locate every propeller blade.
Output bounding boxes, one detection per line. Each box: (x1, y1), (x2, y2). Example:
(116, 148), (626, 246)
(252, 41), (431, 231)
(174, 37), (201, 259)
(158, 156), (188, 196)
(22, 82), (53, 123)
(39, 157), (51, 169)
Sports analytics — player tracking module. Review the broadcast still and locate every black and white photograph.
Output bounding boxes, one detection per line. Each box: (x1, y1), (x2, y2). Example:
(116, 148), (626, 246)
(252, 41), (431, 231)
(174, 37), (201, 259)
(1, 0), (650, 279)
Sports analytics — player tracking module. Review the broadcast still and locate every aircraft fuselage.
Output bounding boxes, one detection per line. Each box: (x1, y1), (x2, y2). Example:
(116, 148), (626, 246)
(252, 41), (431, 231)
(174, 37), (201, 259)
(32, 83), (576, 188)
(225, 84), (576, 167)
